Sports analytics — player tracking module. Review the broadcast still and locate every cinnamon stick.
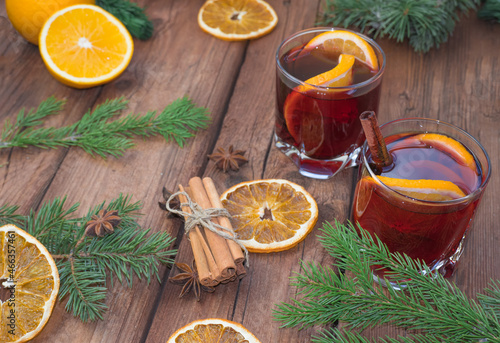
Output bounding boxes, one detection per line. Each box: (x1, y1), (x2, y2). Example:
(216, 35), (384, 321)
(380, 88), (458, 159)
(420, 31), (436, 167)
(202, 177), (246, 264)
(188, 177), (236, 281)
(178, 185), (220, 287)
(360, 111), (393, 167)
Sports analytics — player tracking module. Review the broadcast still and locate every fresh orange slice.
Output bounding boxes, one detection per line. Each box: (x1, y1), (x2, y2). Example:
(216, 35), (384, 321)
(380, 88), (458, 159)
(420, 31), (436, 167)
(167, 318), (261, 343)
(302, 30), (378, 71)
(376, 176), (466, 201)
(0, 224), (60, 342)
(298, 53), (355, 92)
(197, 0), (278, 41)
(220, 179), (318, 253)
(411, 133), (477, 172)
(39, 4), (134, 89)
(283, 54), (355, 155)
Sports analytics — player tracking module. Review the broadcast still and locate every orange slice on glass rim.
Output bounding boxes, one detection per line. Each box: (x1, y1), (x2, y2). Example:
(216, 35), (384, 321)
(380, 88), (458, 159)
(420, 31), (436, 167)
(197, 0), (278, 41)
(302, 30), (379, 71)
(0, 224), (60, 343)
(411, 133), (477, 172)
(376, 176), (466, 201)
(220, 179), (318, 253)
(167, 318), (261, 343)
(39, 4), (134, 89)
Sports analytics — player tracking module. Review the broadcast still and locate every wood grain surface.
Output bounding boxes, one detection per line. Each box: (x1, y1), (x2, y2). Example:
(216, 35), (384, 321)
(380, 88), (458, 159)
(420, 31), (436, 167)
(0, 0), (499, 342)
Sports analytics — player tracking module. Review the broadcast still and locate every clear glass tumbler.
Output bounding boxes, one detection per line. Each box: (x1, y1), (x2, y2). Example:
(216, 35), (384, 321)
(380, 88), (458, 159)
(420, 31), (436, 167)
(352, 118), (491, 287)
(275, 27), (385, 179)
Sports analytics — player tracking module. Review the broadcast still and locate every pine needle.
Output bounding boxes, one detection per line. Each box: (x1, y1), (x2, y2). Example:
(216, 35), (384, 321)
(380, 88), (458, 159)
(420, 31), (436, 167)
(0, 194), (177, 322)
(0, 96), (210, 159)
(319, 0), (480, 52)
(478, 0), (500, 22)
(273, 220), (500, 341)
(96, 0), (154, 40)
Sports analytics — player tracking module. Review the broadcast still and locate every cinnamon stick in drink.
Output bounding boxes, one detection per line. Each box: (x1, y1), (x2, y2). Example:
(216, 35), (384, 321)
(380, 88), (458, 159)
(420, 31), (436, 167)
(360, 111), (393, 167)
(188, 177), (236, 281)
(202, 177), (246, 264)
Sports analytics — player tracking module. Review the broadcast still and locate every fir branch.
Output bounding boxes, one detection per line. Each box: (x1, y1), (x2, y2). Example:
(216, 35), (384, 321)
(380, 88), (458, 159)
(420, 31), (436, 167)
(478, 0), (500, 22)
(0, 204), (24, 226)
(274, 220), (500, 342)
(320, 0), (480, 52)
(96, 0), (154, 40)
(0, 96), (210, 158)
(0, 194), (176, 322)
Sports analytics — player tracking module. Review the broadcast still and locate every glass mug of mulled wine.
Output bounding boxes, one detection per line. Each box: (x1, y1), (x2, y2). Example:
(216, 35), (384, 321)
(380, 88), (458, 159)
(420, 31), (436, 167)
(275, 27), (385, 179)
(352, 118), (491, 288)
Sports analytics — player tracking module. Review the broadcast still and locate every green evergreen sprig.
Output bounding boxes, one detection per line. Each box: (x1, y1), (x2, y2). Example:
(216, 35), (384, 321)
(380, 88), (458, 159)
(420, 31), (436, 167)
(96, 0), (154, 40)
(478, 0), (500, 22)
(3, 194), (176, 322)
(320, 0), (480, 52)
(273, 220), (500, 342)
(0, 96), (210, 159)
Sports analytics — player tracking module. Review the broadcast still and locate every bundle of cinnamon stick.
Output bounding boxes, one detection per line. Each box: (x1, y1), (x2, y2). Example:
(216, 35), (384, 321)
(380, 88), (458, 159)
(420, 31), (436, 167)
(175, 177), (246, 287)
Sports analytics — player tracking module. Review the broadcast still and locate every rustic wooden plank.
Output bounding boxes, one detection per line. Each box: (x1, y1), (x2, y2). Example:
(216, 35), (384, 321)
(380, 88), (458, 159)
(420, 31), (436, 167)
(22, 0), (250, 342)
(146, 1), (353, 342)
(0, 15), (102, 214)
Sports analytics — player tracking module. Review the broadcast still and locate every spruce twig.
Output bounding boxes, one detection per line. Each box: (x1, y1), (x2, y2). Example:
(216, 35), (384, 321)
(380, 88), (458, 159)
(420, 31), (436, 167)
(320, 0), (480, 52)
(0, 194), (177, 322)
(478, 0), (500, 22)
(96, 0), (154, 40)
(273, 220), (500, 342)
(0, 96), (210, 159)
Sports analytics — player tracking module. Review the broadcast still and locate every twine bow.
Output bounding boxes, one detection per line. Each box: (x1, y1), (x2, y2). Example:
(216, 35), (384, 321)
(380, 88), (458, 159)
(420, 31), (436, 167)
(166, 191), (249, 267)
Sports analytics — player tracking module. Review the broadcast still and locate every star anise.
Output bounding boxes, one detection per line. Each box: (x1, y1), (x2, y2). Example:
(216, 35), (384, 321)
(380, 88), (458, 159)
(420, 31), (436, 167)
(169, 260), (215, 301)
(84, 209), (122, 237)
(208, 145), (248, 173)
(158, 187), (182, 219)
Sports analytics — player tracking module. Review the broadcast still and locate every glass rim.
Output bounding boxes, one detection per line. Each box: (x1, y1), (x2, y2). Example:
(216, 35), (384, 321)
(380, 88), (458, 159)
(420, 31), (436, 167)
(275, 27), (386, 91)
(362, 117), (492, 205)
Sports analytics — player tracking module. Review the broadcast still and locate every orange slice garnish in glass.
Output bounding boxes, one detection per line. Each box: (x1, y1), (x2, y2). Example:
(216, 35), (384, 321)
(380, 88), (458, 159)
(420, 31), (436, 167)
(302, 30), (379, 71)
(377, 176), (466, 201)
(283, 54), (355, 154)
(197, 0), (278, 41)
(220, 179), (318, 253)
(411, 133), (477, 172)
(297, 53), (355, 92)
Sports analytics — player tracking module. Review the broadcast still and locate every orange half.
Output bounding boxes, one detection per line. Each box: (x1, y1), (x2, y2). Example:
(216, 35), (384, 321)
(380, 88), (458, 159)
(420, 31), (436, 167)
(39, 5), (134, 89)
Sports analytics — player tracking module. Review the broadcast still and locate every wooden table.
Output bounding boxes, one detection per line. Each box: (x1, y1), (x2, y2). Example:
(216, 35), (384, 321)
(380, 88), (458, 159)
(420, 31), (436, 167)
(1, 1), (499, 342)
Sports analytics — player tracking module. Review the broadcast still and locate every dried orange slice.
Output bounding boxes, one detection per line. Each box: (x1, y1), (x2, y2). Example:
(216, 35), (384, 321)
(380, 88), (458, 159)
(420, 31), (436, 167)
(197, 0), (278, 41)
(376, 176), (466, 201)
(0, 224), (60, 342)
(167, 318), (261, 343)
(302, 30), (378, 70)
(220, 179), (318, 253)
(39, 4), (134, 89)
(411, 133), (477, 172)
